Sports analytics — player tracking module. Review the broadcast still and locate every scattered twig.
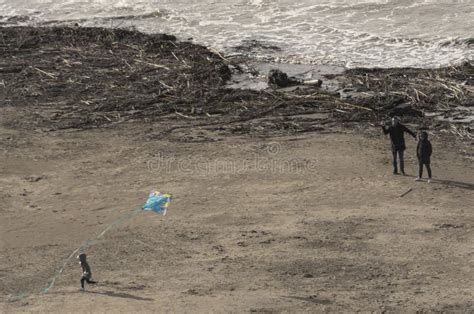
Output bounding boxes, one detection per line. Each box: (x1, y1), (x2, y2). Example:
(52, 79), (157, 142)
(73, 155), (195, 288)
(208, 47), (230, 63)
(168, 40), (178, 48)
(175, 111), (196, 119)
(123, 59), (134, 71)
(159, 81), (173, 89)
(399, 187), (413, 198)
(33, 66), (56, 79)
(171, 51), (190, 68)
(263, 90), (286, 103)
(93, 113), (112, 122)
(339, 102), (373, 111)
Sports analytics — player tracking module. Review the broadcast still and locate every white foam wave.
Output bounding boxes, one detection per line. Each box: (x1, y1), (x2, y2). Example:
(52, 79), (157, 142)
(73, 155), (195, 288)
(0, 0), (472, 68)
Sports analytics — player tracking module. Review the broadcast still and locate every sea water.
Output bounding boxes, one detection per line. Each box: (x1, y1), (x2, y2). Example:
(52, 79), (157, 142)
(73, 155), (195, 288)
(0, 0), (472, 68)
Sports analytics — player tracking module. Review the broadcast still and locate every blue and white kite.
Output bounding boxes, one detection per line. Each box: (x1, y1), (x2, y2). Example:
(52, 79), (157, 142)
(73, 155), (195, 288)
(143, 191), (171, 215)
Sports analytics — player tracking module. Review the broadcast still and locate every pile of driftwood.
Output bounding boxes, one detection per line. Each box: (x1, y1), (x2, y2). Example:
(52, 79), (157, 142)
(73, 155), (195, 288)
(339, 64), (473, 139)
(0, 26), (369, 135)
(0, 26), (472, 140)
(0, 26), (232, 128)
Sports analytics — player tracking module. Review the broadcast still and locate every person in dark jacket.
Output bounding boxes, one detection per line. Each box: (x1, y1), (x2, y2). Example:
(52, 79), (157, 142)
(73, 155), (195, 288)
(78, 253), (97, 290)
(415, 131), (432, 182)
(382, 116), (416, 175)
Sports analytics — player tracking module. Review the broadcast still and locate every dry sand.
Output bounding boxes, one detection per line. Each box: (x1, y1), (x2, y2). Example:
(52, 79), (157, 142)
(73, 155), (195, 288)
(1, 105), (473, 312)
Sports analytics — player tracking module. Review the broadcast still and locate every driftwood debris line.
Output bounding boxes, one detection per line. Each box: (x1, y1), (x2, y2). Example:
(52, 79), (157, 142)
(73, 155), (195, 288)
(0, 26), (472, 140)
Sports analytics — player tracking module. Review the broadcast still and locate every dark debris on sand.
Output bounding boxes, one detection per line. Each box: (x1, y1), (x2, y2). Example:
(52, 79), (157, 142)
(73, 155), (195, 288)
(339, 64), (473, 134)
(0, 26), (472, 141)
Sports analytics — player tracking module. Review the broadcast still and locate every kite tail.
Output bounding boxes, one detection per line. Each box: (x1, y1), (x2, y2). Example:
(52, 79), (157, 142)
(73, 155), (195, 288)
(42, 208), (143, 294)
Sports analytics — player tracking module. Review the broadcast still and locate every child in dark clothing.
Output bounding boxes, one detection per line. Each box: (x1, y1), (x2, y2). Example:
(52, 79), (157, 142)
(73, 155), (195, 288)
(415, 131), (433, 182)
(78, 253), (97, 290)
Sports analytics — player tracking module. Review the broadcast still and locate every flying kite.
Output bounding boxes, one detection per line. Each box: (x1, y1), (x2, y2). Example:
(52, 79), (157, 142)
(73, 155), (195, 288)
(143, 191), (171, 215)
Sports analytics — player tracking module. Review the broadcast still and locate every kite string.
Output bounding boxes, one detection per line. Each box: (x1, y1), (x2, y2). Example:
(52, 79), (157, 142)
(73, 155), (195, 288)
(42, 208), (143, 294)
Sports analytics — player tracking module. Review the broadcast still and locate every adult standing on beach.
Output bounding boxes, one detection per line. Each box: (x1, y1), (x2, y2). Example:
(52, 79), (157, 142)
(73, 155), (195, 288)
(382, 116), (416, 175)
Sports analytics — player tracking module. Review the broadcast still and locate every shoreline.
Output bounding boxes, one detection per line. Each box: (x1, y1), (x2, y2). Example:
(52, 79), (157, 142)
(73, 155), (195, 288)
(1, 10), (472, 69)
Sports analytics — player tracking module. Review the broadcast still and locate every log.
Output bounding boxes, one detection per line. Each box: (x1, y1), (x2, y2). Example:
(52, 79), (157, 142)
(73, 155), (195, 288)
(0, 66), (23, 73)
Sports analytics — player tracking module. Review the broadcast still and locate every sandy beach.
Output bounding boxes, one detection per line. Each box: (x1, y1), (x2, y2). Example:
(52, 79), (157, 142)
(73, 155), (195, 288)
(1, 26), (473, 312)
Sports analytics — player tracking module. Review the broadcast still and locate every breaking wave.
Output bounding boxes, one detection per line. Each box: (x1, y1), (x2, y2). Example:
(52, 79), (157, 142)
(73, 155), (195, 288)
(0, 0), (472, 68)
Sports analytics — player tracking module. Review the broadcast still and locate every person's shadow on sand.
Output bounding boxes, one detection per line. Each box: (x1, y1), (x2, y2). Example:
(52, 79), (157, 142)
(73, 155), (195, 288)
(430, 179), (474, 191)
(405, 175), (473, 191)
(83, 290), (154, 301)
